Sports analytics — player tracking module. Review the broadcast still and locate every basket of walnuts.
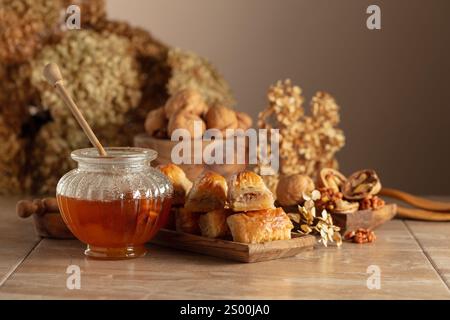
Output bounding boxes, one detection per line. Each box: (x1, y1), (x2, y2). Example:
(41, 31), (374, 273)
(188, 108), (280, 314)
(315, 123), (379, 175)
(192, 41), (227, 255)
(134, 89), (253, 181)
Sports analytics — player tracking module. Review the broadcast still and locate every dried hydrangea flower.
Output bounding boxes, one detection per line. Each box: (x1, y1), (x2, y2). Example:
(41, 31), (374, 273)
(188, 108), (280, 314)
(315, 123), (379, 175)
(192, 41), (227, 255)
(62, 0), (106, 27)
(1, 0), (63, 29)
(255, 79), (345, 185)
(0, 7), (45, 63)
(30, 30), (142, 130)
(258, 79), (304, 129)
(167, 48), (235, 108)
(0, 64), (39, 132)
(27, 115), (138, 195)
(0, 0), (65, 58)
(93, 19), (171, 132)
(0, 115), (26, 194)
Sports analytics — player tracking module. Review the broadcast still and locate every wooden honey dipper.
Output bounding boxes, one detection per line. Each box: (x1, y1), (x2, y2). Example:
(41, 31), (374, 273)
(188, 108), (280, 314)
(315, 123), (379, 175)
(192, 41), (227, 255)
(43, 63), (107, 156)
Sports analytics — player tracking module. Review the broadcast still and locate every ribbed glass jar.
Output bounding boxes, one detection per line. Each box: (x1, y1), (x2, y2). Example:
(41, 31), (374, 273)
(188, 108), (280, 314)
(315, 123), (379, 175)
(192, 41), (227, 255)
(56, 147), (173, 259)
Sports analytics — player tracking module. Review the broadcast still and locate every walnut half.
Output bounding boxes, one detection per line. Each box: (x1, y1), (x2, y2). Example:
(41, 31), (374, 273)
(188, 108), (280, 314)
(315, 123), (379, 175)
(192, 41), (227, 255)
(343, 169), (381, 200)
(318, 168), (347, 193)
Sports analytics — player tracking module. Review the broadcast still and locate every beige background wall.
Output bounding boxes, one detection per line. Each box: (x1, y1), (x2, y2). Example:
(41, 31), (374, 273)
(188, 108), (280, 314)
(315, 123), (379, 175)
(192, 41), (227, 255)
(107, 0), (450, 194)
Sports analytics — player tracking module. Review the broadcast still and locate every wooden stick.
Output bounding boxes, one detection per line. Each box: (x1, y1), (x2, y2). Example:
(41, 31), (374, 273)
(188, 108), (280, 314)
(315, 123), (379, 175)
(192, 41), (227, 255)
(397, 206), (450, 221)
(43, 63), (107, 156)
(380, 188), (450, 212)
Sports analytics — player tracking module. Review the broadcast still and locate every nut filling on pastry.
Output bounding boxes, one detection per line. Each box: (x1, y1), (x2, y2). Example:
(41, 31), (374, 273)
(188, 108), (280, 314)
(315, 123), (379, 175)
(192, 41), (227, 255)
(228, 171), (275, 212)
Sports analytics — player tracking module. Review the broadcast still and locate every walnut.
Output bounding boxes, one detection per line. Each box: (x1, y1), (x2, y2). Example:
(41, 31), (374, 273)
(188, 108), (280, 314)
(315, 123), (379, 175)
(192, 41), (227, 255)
(360, 195), (385, 210)
(205, 105), (238, 136)
(236, 111), (253, 130)
(144, 107), (167, 138)
(344, 228), (376, 244)
(314, 187), (344, 213)
(276, 174), (315, 206)
(164, 89), (209, 119)
(168, 110), (206, 137)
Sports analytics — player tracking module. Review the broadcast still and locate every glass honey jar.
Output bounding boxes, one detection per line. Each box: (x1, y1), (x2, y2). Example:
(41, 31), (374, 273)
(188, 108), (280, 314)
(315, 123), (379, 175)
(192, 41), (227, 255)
(56, 147), (173, 259)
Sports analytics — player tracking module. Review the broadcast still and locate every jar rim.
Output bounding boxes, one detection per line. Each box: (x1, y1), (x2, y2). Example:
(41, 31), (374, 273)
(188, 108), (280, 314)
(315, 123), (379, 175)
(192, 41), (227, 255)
(71, 147), (157, 165)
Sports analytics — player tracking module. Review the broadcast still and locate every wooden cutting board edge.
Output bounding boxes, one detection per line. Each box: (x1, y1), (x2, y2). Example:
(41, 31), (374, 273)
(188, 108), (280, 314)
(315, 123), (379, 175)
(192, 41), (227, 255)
(150, 229), (316, 263)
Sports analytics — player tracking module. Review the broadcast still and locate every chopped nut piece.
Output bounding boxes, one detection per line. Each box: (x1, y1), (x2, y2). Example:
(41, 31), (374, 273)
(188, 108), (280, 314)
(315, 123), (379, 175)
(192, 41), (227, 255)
(360, 195), (385, 210)
(344, 228), (376, 244)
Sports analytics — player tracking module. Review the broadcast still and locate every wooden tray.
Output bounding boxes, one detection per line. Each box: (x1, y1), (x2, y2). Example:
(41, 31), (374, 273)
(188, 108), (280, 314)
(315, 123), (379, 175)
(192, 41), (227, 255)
(331, 203), (397, 233)
(151, 229), (316, 263)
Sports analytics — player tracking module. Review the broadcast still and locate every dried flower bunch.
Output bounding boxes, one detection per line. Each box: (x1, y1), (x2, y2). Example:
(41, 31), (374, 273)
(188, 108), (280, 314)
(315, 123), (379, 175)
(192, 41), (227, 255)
(62, 0), (107, 27)
(255, 79), (345, 191)
(92, 18), (170, 121)
(0, 64), (37, 132)
(28, 122), (88, 195)
(0, 115), (26, 194)
(0, 0), (237, 195)
(167, 49), (236, 108)
(30, 30), (142, 129)
(288, 190), (342, 247)
(0, 0), (65, 63)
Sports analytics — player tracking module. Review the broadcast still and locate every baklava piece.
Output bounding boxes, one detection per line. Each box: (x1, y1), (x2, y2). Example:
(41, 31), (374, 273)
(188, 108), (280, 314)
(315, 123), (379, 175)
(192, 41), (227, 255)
(158, 163), (193, 206)
(198, 209), (232, 239)
(175, 207), (201, 235)
(185, 171), (228, 212)
(228, 171), (275, 212)
(226, 208), (293, 244)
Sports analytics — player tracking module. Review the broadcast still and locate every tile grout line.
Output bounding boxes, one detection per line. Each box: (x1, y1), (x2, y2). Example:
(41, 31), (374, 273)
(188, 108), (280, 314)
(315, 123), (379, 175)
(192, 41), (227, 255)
(403, 220), (450, 292)
(0, 238), (42, 288)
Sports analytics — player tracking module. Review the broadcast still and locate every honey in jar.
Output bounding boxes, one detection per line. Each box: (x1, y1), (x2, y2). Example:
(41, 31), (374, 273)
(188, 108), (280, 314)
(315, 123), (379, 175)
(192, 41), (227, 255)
(56, 148), (173, 259)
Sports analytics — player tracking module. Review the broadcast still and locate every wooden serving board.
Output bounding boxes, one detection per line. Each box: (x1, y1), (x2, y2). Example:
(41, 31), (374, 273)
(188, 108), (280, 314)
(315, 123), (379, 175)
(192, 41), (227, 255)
(151, 229), (316, 263)
(331, 203), (397, 233)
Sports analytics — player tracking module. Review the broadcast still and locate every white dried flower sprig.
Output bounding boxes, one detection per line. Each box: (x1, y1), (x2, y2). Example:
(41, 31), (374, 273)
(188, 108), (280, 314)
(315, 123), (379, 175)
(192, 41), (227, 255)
(288, 190), (342, 247)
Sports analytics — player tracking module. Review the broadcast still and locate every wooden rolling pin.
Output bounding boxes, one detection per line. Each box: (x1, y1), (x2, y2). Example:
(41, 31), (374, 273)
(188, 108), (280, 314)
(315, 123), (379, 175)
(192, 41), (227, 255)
(380, 188), (450, 221)
(16, 198), (74, 239)
(16, 198), (60, 218)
